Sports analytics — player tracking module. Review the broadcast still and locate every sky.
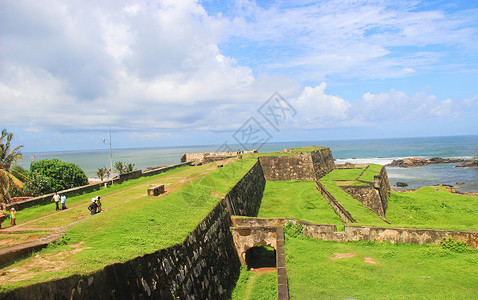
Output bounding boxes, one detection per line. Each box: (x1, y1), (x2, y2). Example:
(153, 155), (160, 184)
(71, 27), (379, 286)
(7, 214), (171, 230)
(1, 0), (478, 152)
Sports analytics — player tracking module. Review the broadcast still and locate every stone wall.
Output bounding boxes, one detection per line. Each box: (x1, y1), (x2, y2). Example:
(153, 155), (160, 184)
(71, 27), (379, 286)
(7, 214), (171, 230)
(340, 185), (385, 218)
(335, 163), (369, 169)
(181, 150), (258, 163)
(231, 217), (478, 250)
(258, 155), (316, 181)
(225, 160), (266, 216)
(2, 159), (266, 299)
(374, 167), (391, 213)
(258, 148), (335, 181)
(2, 199), (241, 300)
(344, 225), (478, 248)
(316, 181), (357, 223)
(142, 162), (191, 177)
(310, 148), (336, 179)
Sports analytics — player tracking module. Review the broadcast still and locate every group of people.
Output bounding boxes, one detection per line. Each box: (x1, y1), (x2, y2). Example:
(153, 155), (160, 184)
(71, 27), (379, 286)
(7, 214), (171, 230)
(52, 192), (102, 215)
(88, 196), (102, 215)
(51, 192), (67, 210)
(0, 205), (16, 228)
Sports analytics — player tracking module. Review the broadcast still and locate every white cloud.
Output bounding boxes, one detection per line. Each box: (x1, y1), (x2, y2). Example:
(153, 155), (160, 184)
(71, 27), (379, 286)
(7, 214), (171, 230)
(291, 83), (352, 128)
(0, 0), (298, 134)
(285, 83), (473, 130)
(221, 0), (478, 80)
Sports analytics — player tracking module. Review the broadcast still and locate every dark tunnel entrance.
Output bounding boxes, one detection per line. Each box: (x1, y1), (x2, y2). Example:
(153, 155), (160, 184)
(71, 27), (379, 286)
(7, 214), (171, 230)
(245, 246), (276, 270)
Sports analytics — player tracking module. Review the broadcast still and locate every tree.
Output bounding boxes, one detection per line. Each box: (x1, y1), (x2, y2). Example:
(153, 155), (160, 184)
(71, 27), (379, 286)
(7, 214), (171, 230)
(113, 161), (135, 175)
(0, 129), (25, 203)
(125, 163), (135, 173)
(113, 161), (125, 175)
(30, 159), (88, 192)
(96, 167), (110, 181)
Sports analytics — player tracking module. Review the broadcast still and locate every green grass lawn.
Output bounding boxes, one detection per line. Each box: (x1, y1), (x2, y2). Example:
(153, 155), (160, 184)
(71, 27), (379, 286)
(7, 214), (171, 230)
(288, 146), (326, 153)
(231, 267), (277, 300)
(320, 168), (366, 181)
(358, 163), (383, 182)
(285, 236), (478, 300)
(0, 158), (257, 292)
(242, 152), (296, 158)
(257, 181), (344, 230)
(13, 165), (193, 226)
(384, 186), (478, 231)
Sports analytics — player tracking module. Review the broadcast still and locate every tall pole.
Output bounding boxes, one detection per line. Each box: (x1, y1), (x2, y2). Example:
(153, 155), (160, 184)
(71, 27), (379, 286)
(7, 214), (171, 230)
(109, 128), (113, 185)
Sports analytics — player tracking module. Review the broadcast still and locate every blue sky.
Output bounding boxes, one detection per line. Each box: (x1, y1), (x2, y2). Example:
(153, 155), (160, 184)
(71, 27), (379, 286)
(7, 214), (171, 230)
(1, 0), (477, 152)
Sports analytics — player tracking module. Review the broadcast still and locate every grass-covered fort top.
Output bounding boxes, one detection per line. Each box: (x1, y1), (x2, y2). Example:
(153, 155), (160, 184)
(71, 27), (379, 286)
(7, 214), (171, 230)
(286, 146), (327, 153)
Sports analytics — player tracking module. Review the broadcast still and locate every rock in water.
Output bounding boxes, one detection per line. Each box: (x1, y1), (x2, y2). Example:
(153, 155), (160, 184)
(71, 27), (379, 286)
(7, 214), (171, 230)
(455, 161), (478, 168)
(396, 182), (408, 187)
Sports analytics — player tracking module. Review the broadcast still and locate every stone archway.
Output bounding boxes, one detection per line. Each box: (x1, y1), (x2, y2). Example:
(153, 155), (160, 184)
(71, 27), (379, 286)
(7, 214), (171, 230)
(245, 246), (276, 270)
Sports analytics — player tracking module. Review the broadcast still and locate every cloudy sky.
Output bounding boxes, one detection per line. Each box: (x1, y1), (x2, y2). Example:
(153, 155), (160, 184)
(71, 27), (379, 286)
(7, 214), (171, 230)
(1, 0), (477, 152)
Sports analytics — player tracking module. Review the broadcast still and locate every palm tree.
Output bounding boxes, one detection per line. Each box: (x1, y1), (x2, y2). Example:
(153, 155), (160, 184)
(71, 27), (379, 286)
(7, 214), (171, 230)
(0, 129), (25, 203)
(96, 167), (111, 181)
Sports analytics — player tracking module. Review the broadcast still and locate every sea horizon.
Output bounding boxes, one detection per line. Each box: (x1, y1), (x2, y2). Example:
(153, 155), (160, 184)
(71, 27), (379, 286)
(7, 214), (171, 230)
(17, 134), (478, 193)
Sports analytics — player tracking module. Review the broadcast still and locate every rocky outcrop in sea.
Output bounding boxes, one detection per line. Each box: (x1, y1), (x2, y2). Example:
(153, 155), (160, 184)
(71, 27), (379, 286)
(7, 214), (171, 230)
(386, 157), (465, 167)
(454, 161), (478, 168)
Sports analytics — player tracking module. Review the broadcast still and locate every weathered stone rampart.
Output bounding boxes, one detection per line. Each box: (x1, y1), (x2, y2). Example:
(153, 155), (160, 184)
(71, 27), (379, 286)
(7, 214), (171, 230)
(2, 199), (241, 299)
(231, 217), (478, 249)
(340, 185), (385, 218)
(180, 150), (258, 163)
(258, 148), (335, 181)
(2, 159), (266, 299)
(225, 160), (266, 216)
(310, 148), (335, 179)
(259, 155), (316, 181)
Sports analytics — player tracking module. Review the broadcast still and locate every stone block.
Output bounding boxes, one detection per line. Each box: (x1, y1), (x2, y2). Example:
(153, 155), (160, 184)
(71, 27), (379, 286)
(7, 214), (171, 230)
(147, 185), (165, 196)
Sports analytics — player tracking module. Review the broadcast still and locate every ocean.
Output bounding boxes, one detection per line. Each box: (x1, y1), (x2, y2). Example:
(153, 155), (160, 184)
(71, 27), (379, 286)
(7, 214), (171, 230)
(18, 135), (478, 193)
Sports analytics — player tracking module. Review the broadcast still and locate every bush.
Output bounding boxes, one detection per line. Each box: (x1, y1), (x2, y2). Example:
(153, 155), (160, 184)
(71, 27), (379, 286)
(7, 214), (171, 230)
(284, 221), (304, 238)
(440, 237), (471, 253)
(30, 159), (88, 192)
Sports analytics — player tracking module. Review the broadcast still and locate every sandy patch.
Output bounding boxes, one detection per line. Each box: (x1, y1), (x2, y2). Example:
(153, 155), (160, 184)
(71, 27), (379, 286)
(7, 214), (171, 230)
(0, 241), (90, 284)
(249, 267), (277, 274)
(363, 257), (381, 265)
(330, 252), (356, 260)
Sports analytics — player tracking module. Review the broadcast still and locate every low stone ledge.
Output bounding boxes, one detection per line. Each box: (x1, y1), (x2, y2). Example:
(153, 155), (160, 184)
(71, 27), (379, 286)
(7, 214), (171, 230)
(0, 227), (67, 266)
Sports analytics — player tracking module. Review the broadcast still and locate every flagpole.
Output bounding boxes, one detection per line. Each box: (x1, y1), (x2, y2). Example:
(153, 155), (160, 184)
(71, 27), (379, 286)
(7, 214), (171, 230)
(109, 128), (113, 185)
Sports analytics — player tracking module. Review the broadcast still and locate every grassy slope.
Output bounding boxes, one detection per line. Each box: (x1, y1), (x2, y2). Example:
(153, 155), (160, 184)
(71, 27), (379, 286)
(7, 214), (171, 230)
(257, 181), (344, 230)
(319, 180), (386, 226)
(285, 236), (478, 300)
(385, 186), (478, 231)
(242, 152), (296, 158)
(320, 168), (366, 181)
(288, 146), (325, 153)
(358, 163), (383, 182)
(231, 267), (277, 300)
(0, 158), (257, 292)
(14, 165), (193, 225)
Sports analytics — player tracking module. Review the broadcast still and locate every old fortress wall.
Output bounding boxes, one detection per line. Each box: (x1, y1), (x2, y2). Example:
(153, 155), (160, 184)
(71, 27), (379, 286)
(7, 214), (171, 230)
(4, 147), (478, 299)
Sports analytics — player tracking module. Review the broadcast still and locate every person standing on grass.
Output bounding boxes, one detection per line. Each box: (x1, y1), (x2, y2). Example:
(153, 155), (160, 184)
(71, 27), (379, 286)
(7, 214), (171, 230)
(88, 198), (98, 215)
(96, 196), (102, 213)
(60, 194), (67, 210)
(51, 192), (60, 211)
(9, 207), (16, 226)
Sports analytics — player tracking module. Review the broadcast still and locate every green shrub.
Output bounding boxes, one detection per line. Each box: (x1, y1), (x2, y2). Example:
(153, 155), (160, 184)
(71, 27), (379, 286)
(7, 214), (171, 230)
(440, 237), (471, 253)
(30, 159), (88, 192)
(284, 221), (303, 238)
